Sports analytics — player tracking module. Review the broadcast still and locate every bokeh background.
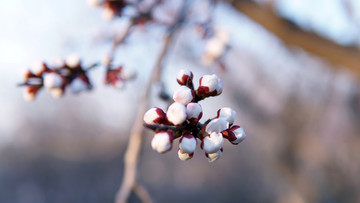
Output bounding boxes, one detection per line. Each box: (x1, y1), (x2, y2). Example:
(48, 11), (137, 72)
(1, 0), (360, 202)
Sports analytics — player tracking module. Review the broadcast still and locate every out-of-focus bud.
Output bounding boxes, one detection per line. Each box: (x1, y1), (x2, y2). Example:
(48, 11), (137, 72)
(87, 0), (104, 7)
(50, 88), (64, 99)
(197, 74), (222, 97)
(204, 38), (225, 59)
(51, 58), (65, 69)
(173, 86), (194, 105)
(177, 69), (193, 85)
(32, 61), (47, 76)
(24, 86), (39, 101)
(65, 54), (81, 68)
(122, 68), (137, 80)
(186, 102), (202, 124)
(70, 77), (89, 94)
(151, 131), (174, 153)
(217, 107), (236, 125)
(144, 107), (166, 125)
(179, 134), (197, 154)
(215, 26), (229, 44)
(20, 69), (35, 80)
(166, 102), (187, 125)
(205, 118), (229, 134)
(102, 7), (116, 21)
(178, 149), (193, 161)
(206, 149), (222, 163)
(202, 132), (224, 154)
(101, 54), (112, 66)
(43, 73), (64, 90)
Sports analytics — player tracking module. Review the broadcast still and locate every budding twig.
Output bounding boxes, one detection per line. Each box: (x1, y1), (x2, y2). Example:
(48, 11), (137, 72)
(114, 1), (192, 203)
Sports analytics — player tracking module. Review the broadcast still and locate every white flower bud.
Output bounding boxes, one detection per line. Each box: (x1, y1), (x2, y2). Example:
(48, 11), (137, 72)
(32, 61), (46, 76)
(51, 58), (65, 68)
(206, 149), (222, 163)
(166, 102), (187, 125)
(230, 126), (246, 144)
(178, 149), (193, 161)
(205, 118), (229, 134)
(24, 87), (36, 101)
(102, 8), (115, 21)
(198, 74), (222, 96)
(173, 86), (194, 105)
(50, 88), (64, 98)
(151, 131), (173, 153)
(144, 107), (166, 125)
(186, 102), (202, 123)
(43, 73), (64, 90)
(217, 107), (236, 125)
(202, 132), (224, 154)
(65, 54), (80, 68)
(70, 77), (89, 94)
(179, 134), (197, 154)
(177, 69), (193, 85)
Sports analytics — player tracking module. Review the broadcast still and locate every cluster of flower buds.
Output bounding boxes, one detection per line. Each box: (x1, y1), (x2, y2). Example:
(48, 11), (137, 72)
(104, 65), (136, 89)
(20, 55), (93, 101)
(144, 70), (246, 162)
(196, 24), (230, 66)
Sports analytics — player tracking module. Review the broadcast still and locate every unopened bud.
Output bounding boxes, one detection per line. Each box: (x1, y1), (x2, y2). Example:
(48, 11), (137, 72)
(151, 131), (174, 153)
(166, 102), (187, 125)
(178, 149), (193, 161)
(173, 86), (194, 105)
(144, 107), (166, 125)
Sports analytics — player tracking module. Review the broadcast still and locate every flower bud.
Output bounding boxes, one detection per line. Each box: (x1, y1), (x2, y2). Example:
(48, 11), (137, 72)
(173, 86), (194, 105)
(205, 118), (229, 134)
(102, 7), (116, 21)
(177, 69), (193, 85)
(87, 0), (104, 7)
(205, 38), (225, 59)
(186, 102), (202, 124)
(166, 102), (187, 125)
(43, 73), (64, 90)
(50, 88), (64, 98)
(230, 126), (246, 144)
(70, 77), (89, 94)
(32, 61), (47, 76)
(202, 132), (224, 154)
(206, 149), (222, 163)
(197, 74), (222, 97)
(217, 107), (236, 125)
(65, 54), (81, 68)
(144, 107), (166, 125)
(178, 149), (193, 161)
(151, 131), (174, 153)
(179, 134), (197, 154)
(24, 86), (39, 101)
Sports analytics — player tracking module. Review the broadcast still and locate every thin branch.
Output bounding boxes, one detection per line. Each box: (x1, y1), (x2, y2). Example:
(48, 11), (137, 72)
(114, 1), (192, 203)
(133, 183), (153, 203)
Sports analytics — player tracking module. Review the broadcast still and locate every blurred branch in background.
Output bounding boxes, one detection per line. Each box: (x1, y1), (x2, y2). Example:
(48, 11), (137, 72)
(231, 0), (360, 80)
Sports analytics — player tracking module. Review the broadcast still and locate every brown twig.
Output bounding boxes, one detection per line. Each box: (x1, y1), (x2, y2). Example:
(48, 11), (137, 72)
(114, 1), (192, 203)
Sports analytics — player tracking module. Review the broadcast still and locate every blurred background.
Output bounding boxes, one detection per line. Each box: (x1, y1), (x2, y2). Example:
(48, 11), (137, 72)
(1, 0), (360, 202)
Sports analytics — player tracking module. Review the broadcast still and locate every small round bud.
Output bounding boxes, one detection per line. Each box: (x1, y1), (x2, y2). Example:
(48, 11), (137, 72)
(65, 54), (80, 68)
(32, 61), (46, 76)
(206, 149), (222, 163)
(230, 126), (246, 144)
(50, 88), (64, 99)
(202, 132), (224, 154)
(198, 74), (222, 97)
(24, 87), (36, 101)
(151, 131), (174, 153)
(217, 107), (236, 125)
(205, 38), (225, 58)
(205, 118), (229, 134)
(178, 149), (193, 161)
(51, 58), (65, 68)
(43, 73), (64, 90)
(177, 69), (193, 85)
(179, 134), (197, 154)
(186, 102), (202, 124)
(70, 77), (89, 94)
(144, 107), (166, 125)
(101, 54), (112, 66)
(166, 102), (187, 125)
(173, 86), (194, 105)
(102, 7), (115, 21)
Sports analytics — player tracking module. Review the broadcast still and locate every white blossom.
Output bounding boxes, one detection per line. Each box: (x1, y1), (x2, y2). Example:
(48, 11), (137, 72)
(178, 149), (193, 161)
(70, 77), (89, 94)
(151, 131), (173, 153)
(179, 134), (197, 154)
(203, 132), (224, 154)
(231, 126), (246, 144)
(186, 102), (202, 122)
(24, 87), (36, 101)
(43, 73), (64, 90)
(217, 107), (236, 125)
(144, 107), (165, 125)
(173, 86), (194, 105)
(206, 149), (222, 163)
(65, 54), (80, 68)
(205, 118), (229, 134)
(166, 102), (187, 125)
(31, 61), (45, 75)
